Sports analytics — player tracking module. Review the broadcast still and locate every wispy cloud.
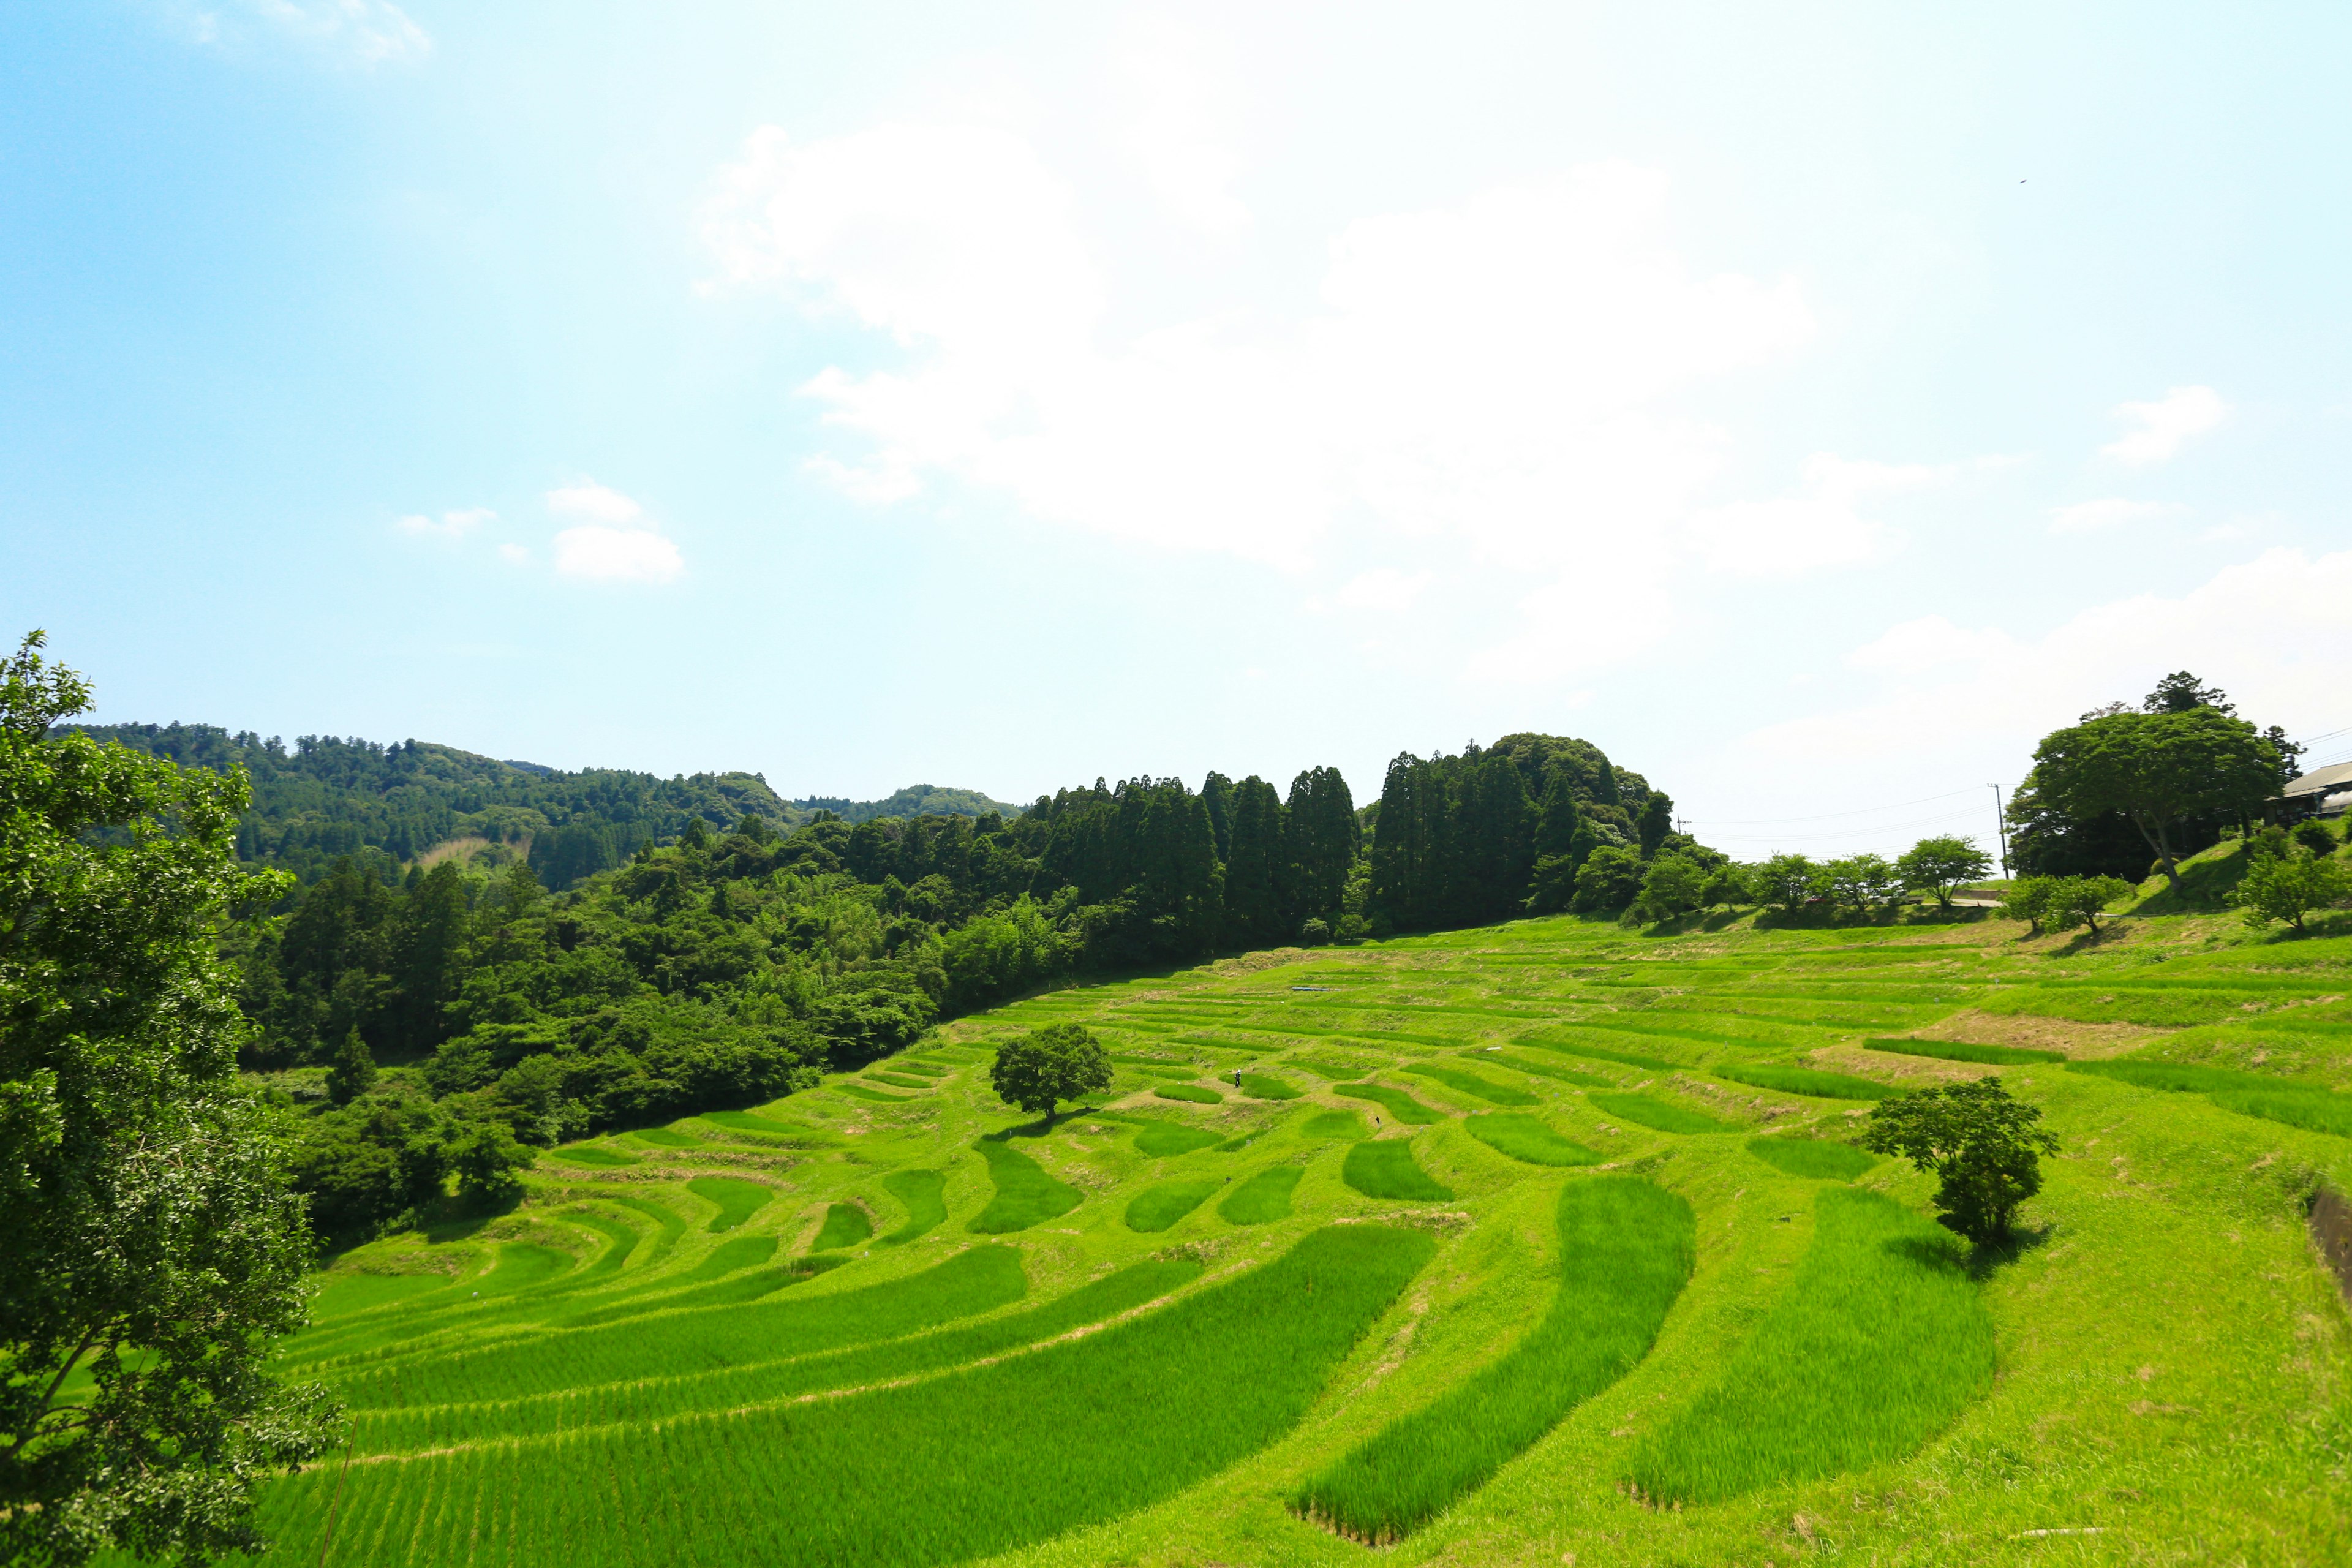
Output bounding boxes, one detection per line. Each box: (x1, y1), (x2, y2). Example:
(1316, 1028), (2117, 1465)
(172, 0), (430, 67)
(397, 506), (494, 540)
(2100, 385), (2225, 466)
(2048, 497), (2182, 534)
(546, 483), (682, 583)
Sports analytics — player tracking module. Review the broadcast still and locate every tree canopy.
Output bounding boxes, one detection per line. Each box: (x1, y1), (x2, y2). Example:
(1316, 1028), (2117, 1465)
(987, 1024), (1112, 1125)
(2024, 707), (2282, 889)
(1859, 1077), (2059, 1245)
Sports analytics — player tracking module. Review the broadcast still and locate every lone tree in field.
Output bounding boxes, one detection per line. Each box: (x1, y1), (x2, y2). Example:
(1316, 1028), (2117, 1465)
(989, 1023), (1112, 1126)
(1896, 835), (1994, 910)
(1, 632), (338, 1567)
(2024, 709), (2282, 892)
(1860, 1076), (2059, 1246)
(2044, 874), (2133, 937)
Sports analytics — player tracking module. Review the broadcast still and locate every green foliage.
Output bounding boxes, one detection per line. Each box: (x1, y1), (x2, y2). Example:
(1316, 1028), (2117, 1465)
(325, 1025), (378, 1106)
(0, 635), (338, 1567)
(878, 1169), (947, 1244)
(1626, 854), (1710, 924)
(2231, 848), (2351, 932)
(1745, 853), (1822, 913)
(1895, 835), (1994, 908)
(1860, 1077), (2059, 1244)
(450, 1117), (535, 1208)
(1462, 1114), (1601, 1166)
(1570, 844), (1648, 913)
(1821, 852), (1904, 910)
(988, 1023), (1112, 1123)
(1624, 1189), (1994, 1503)
(1867, 1037), (2064, 1066)
(1340, 1138), (1453, 1200)
(968, 1137), (1084, 1232)
(1332, 1082), (1443, 1125)
(1711, 1063), (1898, 1101)
(1217, 1165), (1303, 1224)
(1586, 1091), (1734, 1134)
(2046, 874), (2132, 934)
(1744, 1137), (1877, 1180)
(2025, 708), (2283, 886)
(1299, 1178), (1692, 1541)
(1125, 1179), (1221, 1231)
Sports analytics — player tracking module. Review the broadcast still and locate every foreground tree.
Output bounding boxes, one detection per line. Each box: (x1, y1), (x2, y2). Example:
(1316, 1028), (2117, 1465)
(1, 632), (337, 1566)
(1860, 1077), (2059, 1246)
(987, 1023), (1112, 1126)
(1896, 835), (1995, 910)
(2045, 875), (2132, 936)
(2025, 709), (2282, 891)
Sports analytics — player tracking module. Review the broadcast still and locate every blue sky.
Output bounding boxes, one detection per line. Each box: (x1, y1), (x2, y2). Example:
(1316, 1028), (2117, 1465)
(4, 1), (2348, 856)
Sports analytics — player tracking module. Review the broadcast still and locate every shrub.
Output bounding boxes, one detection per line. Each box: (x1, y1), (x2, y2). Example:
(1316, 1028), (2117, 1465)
(2045, 875), (2133, 935)
(2232, 850), (2352, 932)
(1340, 1139), (1453, 1200)
(1859, 1077), (2057, 1245)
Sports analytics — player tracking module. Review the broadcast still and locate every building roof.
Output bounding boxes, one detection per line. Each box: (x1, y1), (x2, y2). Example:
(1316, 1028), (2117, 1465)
(2282, 760), (2352, 797)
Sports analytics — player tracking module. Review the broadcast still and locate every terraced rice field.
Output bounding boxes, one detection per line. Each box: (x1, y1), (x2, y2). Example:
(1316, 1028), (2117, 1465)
(214, 904), (2350, 1567)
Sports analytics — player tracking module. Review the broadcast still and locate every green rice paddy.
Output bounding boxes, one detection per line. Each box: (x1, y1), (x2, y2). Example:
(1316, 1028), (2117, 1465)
(251, 900), (2352, 1567)
(1711, 1063), (1900, 1101)
(1237, 1071), (1303, 1099)
(1155, 1082), (1223, 1104)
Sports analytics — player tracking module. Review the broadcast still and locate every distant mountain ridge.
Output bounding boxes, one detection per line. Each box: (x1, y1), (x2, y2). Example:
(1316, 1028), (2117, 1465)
(73, 722), (1016, 891)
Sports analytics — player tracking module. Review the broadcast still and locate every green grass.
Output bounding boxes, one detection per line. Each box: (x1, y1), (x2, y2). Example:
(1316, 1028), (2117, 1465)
(2068, 1058), (2313, 1094)
(1155, 1083), (1223, 1104)
(695, 1109), (830, 1139)
(1397, 1062), (1541, 1106)
(1341, 1138), (1454, 1200)
(271, 1227), (1433, 1568)
(671, 1234), (776, 1284)
(1516, 1035), (1682, 1071)
(1302, 1108), (1370, 1139)
(1332, 1082), (1443, 1125)
(810, 1203), (873, 1250)
(878, 1169), (947, 1245)
(1587, 1091), (1736, 1134)
(1217, 1165), (1303, 1224)
(1745, 1137), (1879, 1180)
(1132, 1120), (1223, 1157)
(865, 1071), (933, 1089)
(829, 1082), (917, 1102)
(685, 1176), (772, 1232)
(624, 1126), (701, 1147)
(1626, 1188), (1995, 1504)
(886, 1059), (951, 1077)
(1463, 1114), (1601, 1167)
(1286, 1052), (1385, 1079)
(1711, 1063), (1899, 1101)
(1237, 1071), (1303, 1099)
(1868, 1036), (2066, 1065)
(968, 1136), (1084, 1232)
(2206, 1088), (2352, 1137)
(545, 1144), (641, 1167)
(1471, 1049), (1610, 1086)
(1298, 1177), (1693, 1541)
(1125, 1178), (1221, 1232)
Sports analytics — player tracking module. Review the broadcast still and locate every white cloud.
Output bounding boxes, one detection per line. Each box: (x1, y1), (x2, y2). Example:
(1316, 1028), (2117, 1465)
(1690, 454), (1953, 577)
(1334, 568), (1431, 612)
(704, 134), (1818, 671)
(2100, 385), (2225, 466)
(1112, 15), (1249, 237)
(397, 506), (494, 540)
(497, 543), (530, 565)
(544, 483), (681, 583)
(2048, 497), (2182, 534)
(172, 0), (429, 66)
(1747, 546), (2352, 765)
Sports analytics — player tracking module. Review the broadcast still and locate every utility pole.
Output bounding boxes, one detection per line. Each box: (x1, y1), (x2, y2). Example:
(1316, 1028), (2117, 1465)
(1988, 783), (2010, 878)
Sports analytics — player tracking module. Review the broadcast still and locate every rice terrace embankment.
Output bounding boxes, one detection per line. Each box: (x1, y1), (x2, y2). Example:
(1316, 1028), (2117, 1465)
(203, 907), (2348, 1566)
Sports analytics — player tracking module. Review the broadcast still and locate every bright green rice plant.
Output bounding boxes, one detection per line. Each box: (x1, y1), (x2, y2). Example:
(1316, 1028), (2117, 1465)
(1746, 1137), (1877, 1180)
(1132, 1120), (1223, 1158)
(1302, 1109), (1370, 1140)
(1332, 1084), (1442, 1125)
(625, 1126), (701, 1147)
(830, 1082), (918, 1102)
(1237, 1072), (1303, 1099)
(1218, 1166), (1302, 1224)
(685, 1176), (772, 1232)
(1298, 1177), (1692, 1541)
(1341, 1139), (1453, 1201)
(1586, 1091), (1735, 1134)
(1125, 1179), (1221, 1232)
(811, 1203), (873, 1251)
(865, 1071), (933, 1089)
(1712, 1064), (1898, 1101)
(968, 1137), (1084, 1232)
(1155, 1083), (1223, 1104)
(2204, 1087), (2352, 1137)
(1624, 1188), (1994, 1504)
(1470, 1049), (1610, 1087)
(878, 1169), (947, 1245)
(545, 1145), (640, 1168)
(1868, 1038), (2065, 1066)
(1515, 1036), (1682, 1072)
(1396, 1063), (1540, 1106)
(1463, 1114), (1600, 1167)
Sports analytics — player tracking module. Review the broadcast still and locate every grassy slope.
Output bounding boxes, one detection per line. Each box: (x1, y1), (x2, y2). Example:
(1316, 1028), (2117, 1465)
(246, 905), (2350, 1568)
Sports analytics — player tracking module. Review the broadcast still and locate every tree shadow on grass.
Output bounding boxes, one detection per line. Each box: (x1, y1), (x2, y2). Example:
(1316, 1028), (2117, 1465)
(1964, 1221), (2056, 1281)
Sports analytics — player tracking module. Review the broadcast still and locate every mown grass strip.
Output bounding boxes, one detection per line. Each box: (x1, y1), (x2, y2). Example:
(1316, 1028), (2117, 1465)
(1464, 1114), (1600, 1167)
(1868, 1037), (2065, 1066)
(1133, 1120), (1223, 1158)
(1333, 1083), (1443, 1125)
(1218, 1166), (1303, 1224)
(1398, 1062), (1540, 1106)
(1746, 1137), (1878, 1180)
(879, 1169), (947, 1245)
(1712, 1064), (1898, 1102)
(1238, 1072), (1303, 1100)
(278, 1227), (1433, 1568)
(1298, 1177), (1692, 1541)
(1625, 1188), (1994, 1504)
(1125, 1180), (1221, 1232)
(1342, 1139), (1453, 1200)
(1156, 1084), (1223, 1104)
(686, 1176), (772, 1232)
(334, 1246), (1028, 1412)
(1587, 1091), (1736, 1134)
(812, 1204), (873, 1251)
(969, 1137), (1084, 1233)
